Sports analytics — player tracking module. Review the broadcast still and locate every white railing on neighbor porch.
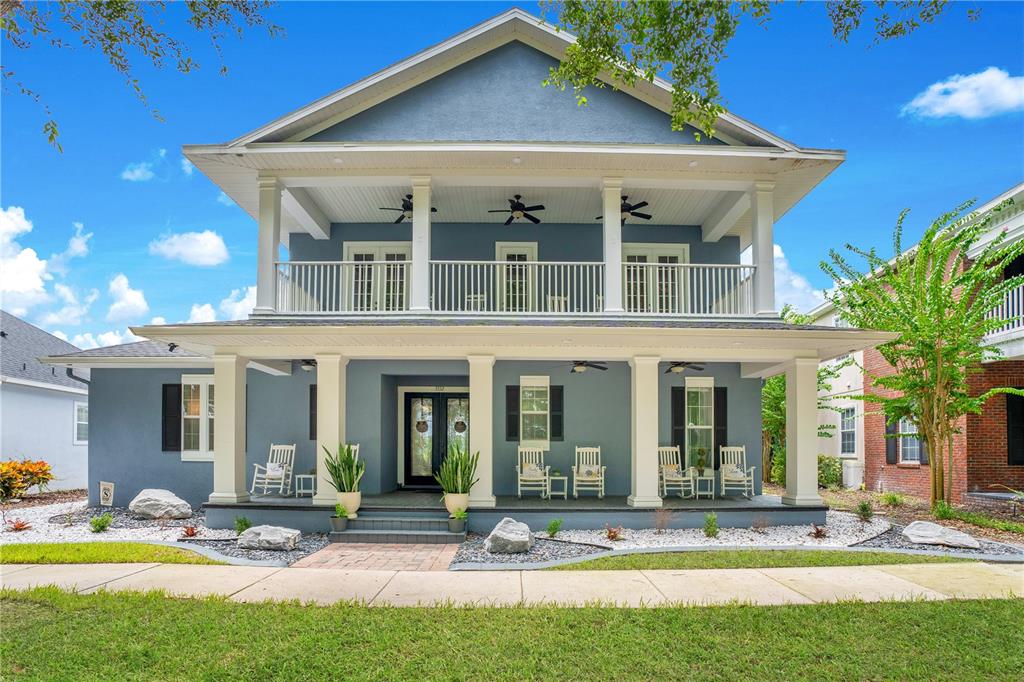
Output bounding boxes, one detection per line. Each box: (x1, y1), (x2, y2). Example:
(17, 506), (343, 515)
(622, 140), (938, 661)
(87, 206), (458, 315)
(622, 263), (756, 316)
(276, 261), (410, 313)
(986, 282), (1024, 338)
(431, 261), (605, 313)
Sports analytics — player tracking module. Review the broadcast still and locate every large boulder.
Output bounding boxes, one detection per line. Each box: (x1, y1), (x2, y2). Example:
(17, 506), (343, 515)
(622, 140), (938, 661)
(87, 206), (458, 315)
(128, 489), (192, 519)
(238, 525), (301, 551)
(484, 517), (534, 554)
(902, 521), (980, 549)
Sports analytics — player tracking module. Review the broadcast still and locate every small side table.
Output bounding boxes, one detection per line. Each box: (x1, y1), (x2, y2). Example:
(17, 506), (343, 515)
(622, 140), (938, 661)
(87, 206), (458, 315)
(548, 475), (568, 500)
(295, 474), (317, 498)
(694, 472), (716, 500)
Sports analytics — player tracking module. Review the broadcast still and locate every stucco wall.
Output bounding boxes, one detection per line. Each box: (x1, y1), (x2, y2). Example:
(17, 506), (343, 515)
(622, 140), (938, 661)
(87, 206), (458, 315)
(306, 42), (725, 146)
(1, 383), (88, 490)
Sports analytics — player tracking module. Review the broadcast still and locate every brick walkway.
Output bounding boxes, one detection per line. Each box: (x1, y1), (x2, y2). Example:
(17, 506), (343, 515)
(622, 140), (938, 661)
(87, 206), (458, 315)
(290, 543), (459, 571)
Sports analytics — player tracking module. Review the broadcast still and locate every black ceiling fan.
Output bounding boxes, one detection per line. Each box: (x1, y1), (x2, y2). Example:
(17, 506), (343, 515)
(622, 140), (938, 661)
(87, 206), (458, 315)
(378, 194), (437, 224)
(488, 194), (545, 225)
(664, 361), (705, 374)
(570, 361), (608, 374)
(596, 196), (652, 224)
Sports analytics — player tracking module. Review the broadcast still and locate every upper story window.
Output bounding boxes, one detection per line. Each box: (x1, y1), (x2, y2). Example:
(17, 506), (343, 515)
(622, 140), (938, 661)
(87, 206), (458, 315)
(181, 374), (215, 462)
(73, 402), (88, 445)
(519, 375), (550, 450)
(840, 407), (856, 455)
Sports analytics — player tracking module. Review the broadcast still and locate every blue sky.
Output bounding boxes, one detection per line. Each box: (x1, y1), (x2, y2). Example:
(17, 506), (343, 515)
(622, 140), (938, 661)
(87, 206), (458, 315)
(2, 1), (1022, 347)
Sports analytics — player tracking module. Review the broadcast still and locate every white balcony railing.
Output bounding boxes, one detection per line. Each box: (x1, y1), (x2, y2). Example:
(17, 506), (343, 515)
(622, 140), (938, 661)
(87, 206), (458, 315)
(986, 282), (1024, 338)
(622, 263), (756, 316)
(276, 261), (410, 313)
(431, 261), (605, 313)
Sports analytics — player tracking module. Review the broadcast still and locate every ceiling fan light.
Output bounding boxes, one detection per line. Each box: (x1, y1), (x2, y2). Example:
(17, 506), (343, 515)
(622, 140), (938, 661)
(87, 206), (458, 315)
(670, 365), (684, 373)
(571, 363), (587, 373)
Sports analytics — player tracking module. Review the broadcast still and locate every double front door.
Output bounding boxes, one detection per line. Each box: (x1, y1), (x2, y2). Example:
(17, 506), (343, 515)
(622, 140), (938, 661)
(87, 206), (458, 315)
(404, 392), (470, 488)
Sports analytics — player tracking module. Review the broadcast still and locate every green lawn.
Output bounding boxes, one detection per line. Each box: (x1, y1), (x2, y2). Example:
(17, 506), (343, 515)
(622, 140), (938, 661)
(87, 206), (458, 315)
(2, 589), (1021, 680)
(550, 549), (971, 570)
(0, 542), (223, 565)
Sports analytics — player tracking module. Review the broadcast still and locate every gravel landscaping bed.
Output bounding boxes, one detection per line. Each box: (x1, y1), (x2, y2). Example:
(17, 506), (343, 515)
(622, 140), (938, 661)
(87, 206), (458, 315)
(451, 532), (606, 566)
(551, 511), (890, 550)
(182, 533), (330, 565)
(854, 525), (1024, 557)
(2, 489), (87, 509)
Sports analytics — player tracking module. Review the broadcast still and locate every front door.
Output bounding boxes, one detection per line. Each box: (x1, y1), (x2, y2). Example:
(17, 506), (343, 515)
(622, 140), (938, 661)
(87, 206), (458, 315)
(403, 392), (470, 488)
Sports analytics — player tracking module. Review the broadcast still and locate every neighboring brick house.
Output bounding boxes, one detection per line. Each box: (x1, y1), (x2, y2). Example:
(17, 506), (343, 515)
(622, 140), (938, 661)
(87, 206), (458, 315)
(810, 182), (1024, 503)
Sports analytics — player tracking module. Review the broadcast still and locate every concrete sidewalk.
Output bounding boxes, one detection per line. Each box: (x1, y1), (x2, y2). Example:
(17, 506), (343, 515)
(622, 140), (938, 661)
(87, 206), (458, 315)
(1, 562), (1020, 607)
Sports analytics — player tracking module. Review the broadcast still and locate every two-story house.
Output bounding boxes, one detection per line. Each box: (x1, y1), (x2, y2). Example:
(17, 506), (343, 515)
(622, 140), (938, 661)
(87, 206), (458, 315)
(810, 181), (1024, 504)
(43, 9), (892, 533)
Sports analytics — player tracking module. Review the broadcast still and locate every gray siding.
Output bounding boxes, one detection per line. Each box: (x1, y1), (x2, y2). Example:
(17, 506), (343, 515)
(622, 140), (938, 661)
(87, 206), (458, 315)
(306, 42), (724, 146)
(1, 383), (88, 490)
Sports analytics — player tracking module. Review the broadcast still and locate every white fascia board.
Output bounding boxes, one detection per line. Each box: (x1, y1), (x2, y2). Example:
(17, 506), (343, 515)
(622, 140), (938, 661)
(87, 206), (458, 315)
(702, 191), (750, 242)
(38, 355), (290, 376)
(0, 376), (89, 395)
(282, 187), (331, 240)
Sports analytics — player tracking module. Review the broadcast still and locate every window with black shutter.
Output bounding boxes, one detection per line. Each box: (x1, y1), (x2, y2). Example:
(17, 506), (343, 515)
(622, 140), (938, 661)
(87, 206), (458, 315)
(550, 386), (564, 441)
(713, 386), (728, 470)
(670, 387), (685, 450)
(1008, 392), (1024, 465)
(161, 384), (182, 451)
(309, 384), (317, 440)
(505, 384), (563, 442)
(505, 385), (519, 440)
(885, 420), (898, 464)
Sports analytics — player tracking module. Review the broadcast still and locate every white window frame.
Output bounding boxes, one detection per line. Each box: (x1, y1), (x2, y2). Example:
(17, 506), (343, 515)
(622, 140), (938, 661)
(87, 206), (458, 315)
(684, 376), (714, 470)
(839, 407), (856, 456)
(898, 417), (921, 464)
(519, 375), (550, 451)
(73, 401), (88, 445)
(181, 374), (215, 462)
(622, 243), (690, 313)
(342, 241), (412, 312)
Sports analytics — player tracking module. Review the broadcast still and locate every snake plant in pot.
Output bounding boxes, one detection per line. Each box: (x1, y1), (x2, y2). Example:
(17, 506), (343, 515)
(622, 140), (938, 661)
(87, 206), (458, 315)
(434, 442), (479, 516)
(323, 443), (365, 518)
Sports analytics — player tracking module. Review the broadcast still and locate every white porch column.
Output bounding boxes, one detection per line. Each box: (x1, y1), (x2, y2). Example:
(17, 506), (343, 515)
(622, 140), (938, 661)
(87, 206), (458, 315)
(409, 176), (432, 311)
(783, 358), (822, 506)
(468, 354), (497, 507)
(209, 354), (249, 504)
(628, 355), (662, 507)
(602, 177), (624, 313)
(314, 354), (348, 505)
(751, 181), (776, 316)
(254, 176), (282, 314)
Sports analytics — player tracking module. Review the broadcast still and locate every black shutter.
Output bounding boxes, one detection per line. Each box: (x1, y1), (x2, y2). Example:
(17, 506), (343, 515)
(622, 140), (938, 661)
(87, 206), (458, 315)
(713, 386), (728, 470)
(885, 420), (898, 464)
(161, 384), (182, 452)
(670, 387), (685, 450)
(1008, 393), (1024, 465)
(505, 385), (520, 440)
(918, 435), (929, 465)
(309, 384), (317, 440)
(550, 385), (564, 441)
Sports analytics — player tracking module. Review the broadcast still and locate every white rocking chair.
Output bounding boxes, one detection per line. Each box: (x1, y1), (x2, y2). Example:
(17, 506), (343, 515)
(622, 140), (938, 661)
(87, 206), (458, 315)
(251, 443), (296, 496)
(658, 446), (694, 499)
(516, 446), (550, 499)
(719, 445), (755, 498)
(572, 446), (606, 498)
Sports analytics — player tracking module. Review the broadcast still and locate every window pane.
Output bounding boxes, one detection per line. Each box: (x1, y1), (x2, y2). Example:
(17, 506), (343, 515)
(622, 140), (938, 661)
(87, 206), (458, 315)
(686, 387), (711, 426)
(521, 387), (548, 412)
(522, 413), (548, 441)
(207, 385), (215, 451)
(182, 384), (201, 417)
(76, 422), (88, 443)
(183, 418), (200, 452)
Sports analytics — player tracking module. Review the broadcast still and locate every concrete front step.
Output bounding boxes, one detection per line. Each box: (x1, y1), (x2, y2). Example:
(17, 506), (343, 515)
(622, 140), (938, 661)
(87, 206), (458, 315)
(329, 528), (466, 544)
(347, 516), (452, 532)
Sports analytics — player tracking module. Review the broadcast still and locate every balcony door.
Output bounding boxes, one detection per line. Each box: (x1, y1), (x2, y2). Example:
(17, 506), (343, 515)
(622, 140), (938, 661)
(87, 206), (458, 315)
(343, 242), (411, 312)
(623, 244), (689, 314)
(495, 242), (537, 312)
(403, 392), (470, 488)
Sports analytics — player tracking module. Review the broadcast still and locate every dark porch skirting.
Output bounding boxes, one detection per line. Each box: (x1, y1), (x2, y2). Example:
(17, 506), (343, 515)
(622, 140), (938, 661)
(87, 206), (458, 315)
(204, 493), (826, 533)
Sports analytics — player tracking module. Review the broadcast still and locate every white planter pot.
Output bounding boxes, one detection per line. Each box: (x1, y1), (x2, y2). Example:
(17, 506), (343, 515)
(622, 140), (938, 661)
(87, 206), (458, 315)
(337, 491), (361, 519)
(444, 493), (470, 516)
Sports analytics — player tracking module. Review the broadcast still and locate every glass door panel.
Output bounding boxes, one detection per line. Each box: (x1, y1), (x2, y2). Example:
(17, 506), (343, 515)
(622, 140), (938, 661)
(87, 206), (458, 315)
(409, 397), (434, 479)
(446, 398), (469, 454)
(403, 392), (470, 488)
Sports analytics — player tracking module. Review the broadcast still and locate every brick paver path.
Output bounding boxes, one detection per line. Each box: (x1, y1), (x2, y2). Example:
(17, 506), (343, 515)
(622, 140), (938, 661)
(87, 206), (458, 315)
(290, 543), (458, 571)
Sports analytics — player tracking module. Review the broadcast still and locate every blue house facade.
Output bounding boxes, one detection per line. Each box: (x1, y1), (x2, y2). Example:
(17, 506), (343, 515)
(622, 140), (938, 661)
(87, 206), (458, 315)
(44, 9), (890, 532)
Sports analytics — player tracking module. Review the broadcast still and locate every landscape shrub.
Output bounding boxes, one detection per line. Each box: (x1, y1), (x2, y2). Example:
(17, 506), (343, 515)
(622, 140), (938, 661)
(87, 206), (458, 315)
(817, 455), (842, 489)
(880, 491), (905, 508)
(0, 459), (54, 501)
(703, 512), (719, 538)
(89, 513), (113, 533)
(234, 516), (253, 535)
(855, 501), (874, 523)
(546, 518), (563, 538)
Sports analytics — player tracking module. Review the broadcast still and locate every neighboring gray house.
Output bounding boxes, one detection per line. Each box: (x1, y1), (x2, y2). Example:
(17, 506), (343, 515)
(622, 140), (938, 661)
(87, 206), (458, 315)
(1, 310), (89, 490)
(43, 9), (891, 534)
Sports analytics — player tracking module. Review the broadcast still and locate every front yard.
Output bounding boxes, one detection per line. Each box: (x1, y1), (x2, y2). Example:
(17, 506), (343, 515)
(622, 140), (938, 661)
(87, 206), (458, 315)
(0, 542), (223, 565)
(2, 588), (1020, 680)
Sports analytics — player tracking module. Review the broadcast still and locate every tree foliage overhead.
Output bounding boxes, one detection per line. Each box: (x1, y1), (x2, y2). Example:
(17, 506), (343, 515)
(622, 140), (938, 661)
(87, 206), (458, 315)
(1, 0), (281, 151)
(541, 0), (970, 139)
(822, 199), (1023, 504)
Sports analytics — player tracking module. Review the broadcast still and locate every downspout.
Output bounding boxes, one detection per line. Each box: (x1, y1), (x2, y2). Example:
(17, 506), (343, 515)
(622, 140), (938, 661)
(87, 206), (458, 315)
(65, 368), (90, 386)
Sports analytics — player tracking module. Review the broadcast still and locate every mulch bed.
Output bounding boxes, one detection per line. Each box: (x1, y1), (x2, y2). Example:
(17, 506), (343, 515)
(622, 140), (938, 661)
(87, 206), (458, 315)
(2, 489), (87, 510)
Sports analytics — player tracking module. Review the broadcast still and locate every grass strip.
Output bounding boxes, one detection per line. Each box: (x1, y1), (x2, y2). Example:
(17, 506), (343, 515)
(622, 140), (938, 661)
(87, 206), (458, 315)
(547, 549), (970, 570)
(0, 542), (224, 565)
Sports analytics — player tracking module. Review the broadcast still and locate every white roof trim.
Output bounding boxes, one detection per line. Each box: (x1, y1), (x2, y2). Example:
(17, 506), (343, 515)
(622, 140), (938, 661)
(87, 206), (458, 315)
(0, 375), (89, 395)
(226, 8), (798, 152)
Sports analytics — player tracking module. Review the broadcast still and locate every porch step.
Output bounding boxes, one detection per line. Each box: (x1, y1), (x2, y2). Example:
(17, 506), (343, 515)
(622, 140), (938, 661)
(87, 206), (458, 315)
(329, 528), (466, 544)
(347, 516), (451, 532)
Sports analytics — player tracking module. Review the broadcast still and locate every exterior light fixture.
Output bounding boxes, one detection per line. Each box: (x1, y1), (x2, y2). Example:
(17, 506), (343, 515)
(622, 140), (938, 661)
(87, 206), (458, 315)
(300, 359), (317, 372)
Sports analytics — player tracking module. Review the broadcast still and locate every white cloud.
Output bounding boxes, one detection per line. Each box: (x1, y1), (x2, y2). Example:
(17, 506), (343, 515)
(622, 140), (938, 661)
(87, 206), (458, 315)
(150, 316), (167, 325)
(180, 158), (194, 176)
(105, 273), (149, 322)
(773, 244), (825, 313)
(187, 303), (217, 323)
(38, 284), (99, 326)
(52, 330), (69, 342)
(48, 221), (93, 276)
(219, 285), (256, 320)
(71, 327), (142, 350)
(120, 148), (167, 182)
(216, 191), (234, 206)
(148, 230), (229, 266)
(902, 67), (1024, 119)
(0, 206), (51, 315)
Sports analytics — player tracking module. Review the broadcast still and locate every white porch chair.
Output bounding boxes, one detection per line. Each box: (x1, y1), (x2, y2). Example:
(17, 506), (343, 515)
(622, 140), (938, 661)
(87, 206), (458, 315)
(658, 446), (694, 499)
(250, 443), (297, 496)
(572, 446), (606, 498)
(719, 445), (755, 498)
(546, 295), (568, 312)
(516, 446), (550, 498)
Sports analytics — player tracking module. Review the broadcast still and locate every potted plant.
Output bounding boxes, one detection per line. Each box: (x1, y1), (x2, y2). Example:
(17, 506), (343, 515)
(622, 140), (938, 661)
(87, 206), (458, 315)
(448, 508), (468, 533)
(434, 442), (479, 516)
(695, 447), (707, 476)
(323, 443), (365, 518)
(330, 503), (348, 532)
